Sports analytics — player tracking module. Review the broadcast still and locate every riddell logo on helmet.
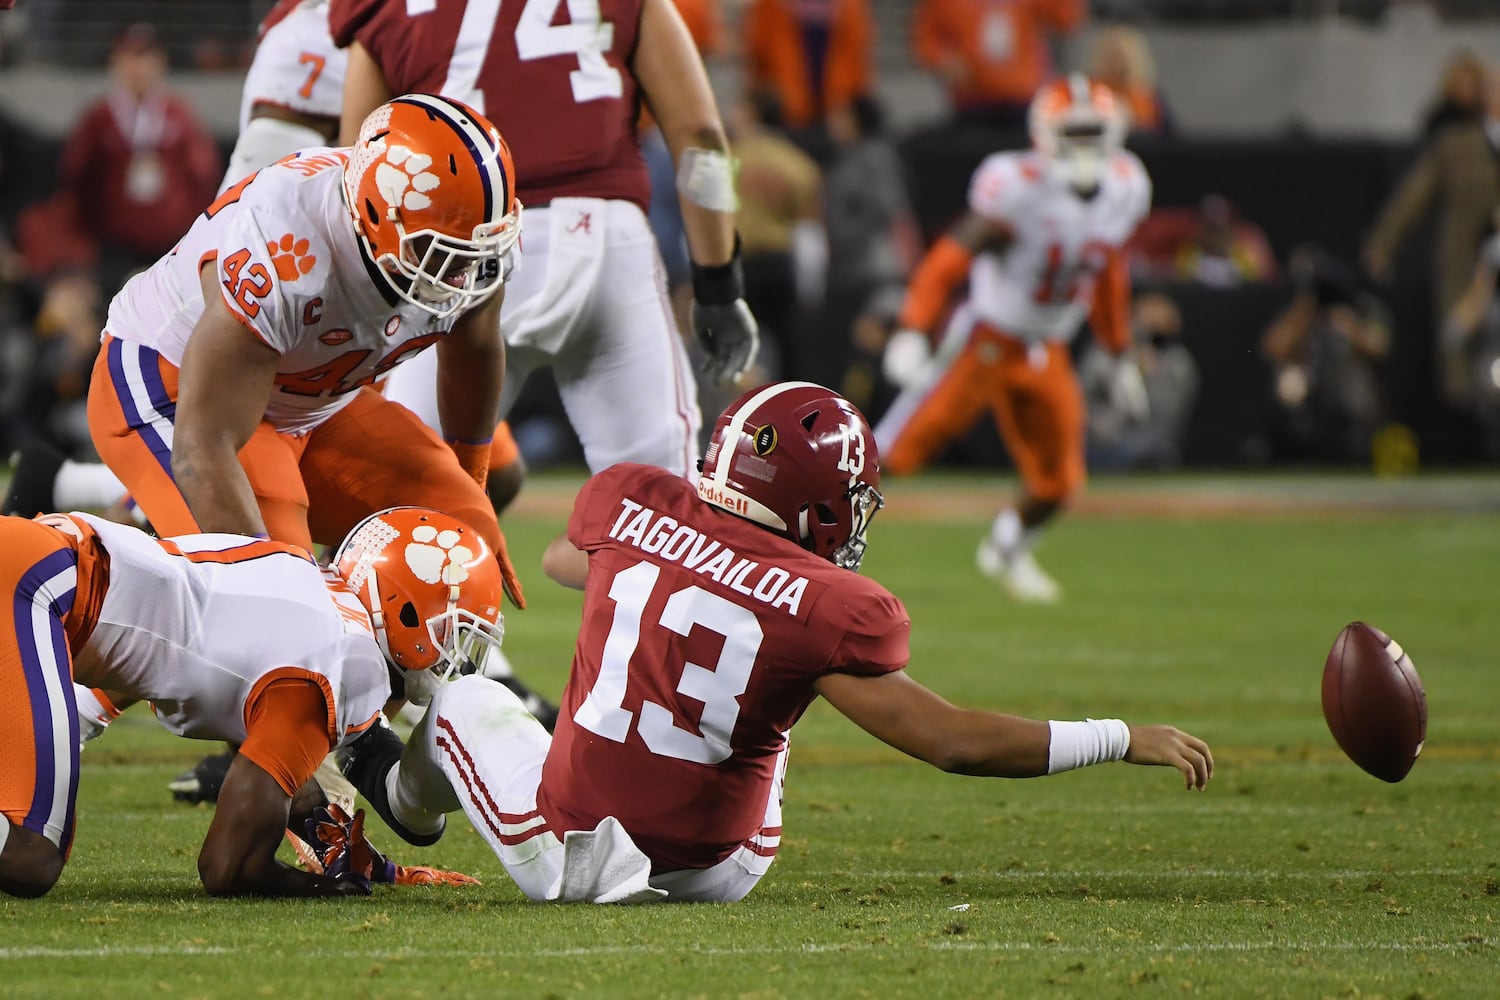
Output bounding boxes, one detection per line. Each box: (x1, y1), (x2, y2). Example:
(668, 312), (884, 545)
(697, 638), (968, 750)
(697, 480), (748, 516)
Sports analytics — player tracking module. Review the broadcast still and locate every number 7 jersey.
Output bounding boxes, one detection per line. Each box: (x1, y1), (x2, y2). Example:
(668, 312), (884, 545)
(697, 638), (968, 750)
(104, 149), (458, 433)
(538, 464), (912, 872)
(330, 0), (651, 212)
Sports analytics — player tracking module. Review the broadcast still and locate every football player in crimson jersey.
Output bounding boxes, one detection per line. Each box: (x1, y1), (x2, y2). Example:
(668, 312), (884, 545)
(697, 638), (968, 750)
(328, 382), (1211, 904)
(877, 75), (1153, 604)
(331, 0), (758, 481)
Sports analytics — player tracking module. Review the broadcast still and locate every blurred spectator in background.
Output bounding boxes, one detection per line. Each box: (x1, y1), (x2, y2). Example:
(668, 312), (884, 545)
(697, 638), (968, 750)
(1438, 213), (1500, 458)
(819, 95), (918, 391)
(56, 24), (221, 295)
(1080, 291), (1197, 471)
(742, 0), (874, 145)
(912, 0), (1084, 130)
(1363, 64), (1500, 403)
(13, 268), (103, 457)
(1087, 24), (1171, 136)
(1420, 49), (1486, 141)
(1129, 195), (1276, 287)
(729, 91), (825, 382)
(1263, 247), (1391, 463)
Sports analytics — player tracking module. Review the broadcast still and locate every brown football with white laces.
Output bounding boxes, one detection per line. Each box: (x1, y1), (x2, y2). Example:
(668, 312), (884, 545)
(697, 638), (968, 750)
(1321, 622), (1427, 783)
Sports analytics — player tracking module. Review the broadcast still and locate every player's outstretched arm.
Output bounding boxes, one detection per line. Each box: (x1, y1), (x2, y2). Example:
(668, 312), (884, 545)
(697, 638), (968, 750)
(198, 681), (371, 897)
(542, 534), (588, 590)
(199, 754), (369, 897)
(816, 669), (1212, 790)
(172, 266), (281, 537)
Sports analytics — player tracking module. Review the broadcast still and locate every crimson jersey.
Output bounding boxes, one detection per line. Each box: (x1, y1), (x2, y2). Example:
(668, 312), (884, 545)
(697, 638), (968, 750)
(537, 464), (912, 872)
(330, 0), (650, 211)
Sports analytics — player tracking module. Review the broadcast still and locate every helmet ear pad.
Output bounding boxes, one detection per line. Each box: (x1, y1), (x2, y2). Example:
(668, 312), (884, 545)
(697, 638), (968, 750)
(698, 381), (884, 571)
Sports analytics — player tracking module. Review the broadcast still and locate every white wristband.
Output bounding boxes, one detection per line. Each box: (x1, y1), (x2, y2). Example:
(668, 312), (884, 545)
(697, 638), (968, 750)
(1047, 718), (1131, 774)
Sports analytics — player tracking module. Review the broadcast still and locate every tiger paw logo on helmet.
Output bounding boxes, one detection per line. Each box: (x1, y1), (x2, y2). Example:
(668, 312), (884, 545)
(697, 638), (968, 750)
(404, 524), (474, 585)
(375, 144), (441, 212)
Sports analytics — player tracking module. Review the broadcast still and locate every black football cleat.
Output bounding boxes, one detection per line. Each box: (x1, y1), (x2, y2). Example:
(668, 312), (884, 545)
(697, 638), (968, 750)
(169, 748), (236, 805)
(3, 441), (65, 518)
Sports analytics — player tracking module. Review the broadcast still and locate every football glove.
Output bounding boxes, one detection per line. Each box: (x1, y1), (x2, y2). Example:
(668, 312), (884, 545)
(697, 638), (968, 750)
(303, 803), (480, 889)
(1106, 354), (1150, 422)
(691, 237), (759, 385)
(881, 329), (932, 389)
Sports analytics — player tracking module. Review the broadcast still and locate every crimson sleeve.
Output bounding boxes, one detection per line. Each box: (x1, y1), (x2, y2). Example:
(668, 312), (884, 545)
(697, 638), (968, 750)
(327, 0), (385, 48)
(826, 584), (912, 678)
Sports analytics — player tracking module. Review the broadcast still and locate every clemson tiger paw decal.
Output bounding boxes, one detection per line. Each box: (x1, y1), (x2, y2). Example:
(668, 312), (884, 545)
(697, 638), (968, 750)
(267, 234), (317, 281)
(376, 144), (441, 212)
(405, 525), (474, 585)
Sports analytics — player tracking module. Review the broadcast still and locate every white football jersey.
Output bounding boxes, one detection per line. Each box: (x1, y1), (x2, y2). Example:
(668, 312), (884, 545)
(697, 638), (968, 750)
(238, 1), (346, 132)
(965, 150), (1151, 342)
(105, 149), (460, 433)
(64, 513), (389, 746)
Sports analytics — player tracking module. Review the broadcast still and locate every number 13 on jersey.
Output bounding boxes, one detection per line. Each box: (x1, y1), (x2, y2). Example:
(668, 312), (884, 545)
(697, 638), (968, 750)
(574, 561), (763, 765)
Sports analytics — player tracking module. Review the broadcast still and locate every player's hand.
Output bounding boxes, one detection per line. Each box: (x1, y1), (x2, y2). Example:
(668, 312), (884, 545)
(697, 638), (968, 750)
(1124, 725), (1214, 790)
(306, 804), (384, 891)
(392, 864), (482, 887)
(692, 298), (759, 385)
(882, 329), (931, 389)
(1106, 354), (1150, 422)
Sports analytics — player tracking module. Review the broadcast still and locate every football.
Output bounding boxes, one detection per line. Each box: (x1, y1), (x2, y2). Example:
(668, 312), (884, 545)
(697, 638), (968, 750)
(1321, 622), (1427, 782)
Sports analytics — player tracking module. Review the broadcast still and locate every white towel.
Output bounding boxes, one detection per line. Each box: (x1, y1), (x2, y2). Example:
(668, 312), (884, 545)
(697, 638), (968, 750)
(546, 816), (666, 904)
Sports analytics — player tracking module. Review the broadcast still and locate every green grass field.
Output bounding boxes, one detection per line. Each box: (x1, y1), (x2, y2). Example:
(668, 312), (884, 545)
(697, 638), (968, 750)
(3, 472), (1498, 998)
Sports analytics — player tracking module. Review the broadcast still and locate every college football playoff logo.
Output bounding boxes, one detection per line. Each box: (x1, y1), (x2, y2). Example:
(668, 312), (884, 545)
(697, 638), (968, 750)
(753, 424), (778, 456)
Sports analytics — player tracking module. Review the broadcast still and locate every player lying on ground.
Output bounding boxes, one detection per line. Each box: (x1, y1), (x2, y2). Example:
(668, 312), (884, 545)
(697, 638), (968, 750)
(0, 506), (495, 898)
(328, 382), (1212, 903)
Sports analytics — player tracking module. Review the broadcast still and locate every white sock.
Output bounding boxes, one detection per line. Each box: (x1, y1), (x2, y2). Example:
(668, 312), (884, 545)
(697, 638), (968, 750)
(0, 817), (9, 857)
(388, 763), (448, 836)
(989, 508), (1046, 561)
(54, 461), (128, 511)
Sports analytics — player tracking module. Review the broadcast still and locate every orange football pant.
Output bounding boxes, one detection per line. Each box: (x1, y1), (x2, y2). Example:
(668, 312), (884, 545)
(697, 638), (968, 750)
(882, 324), (1086, 503)
(0, 518), (82, 855)
(86, 336), (502, 556)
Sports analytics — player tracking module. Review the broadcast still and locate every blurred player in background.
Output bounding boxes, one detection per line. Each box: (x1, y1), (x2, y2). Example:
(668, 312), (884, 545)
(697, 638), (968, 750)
(877, 75), (1152, 603)
(331, 0), (759, 481)
(327, 382), (1212, 903)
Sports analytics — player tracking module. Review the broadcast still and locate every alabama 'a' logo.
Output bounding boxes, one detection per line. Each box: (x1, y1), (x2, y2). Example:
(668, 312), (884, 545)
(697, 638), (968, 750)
(753, 424), (778, 456)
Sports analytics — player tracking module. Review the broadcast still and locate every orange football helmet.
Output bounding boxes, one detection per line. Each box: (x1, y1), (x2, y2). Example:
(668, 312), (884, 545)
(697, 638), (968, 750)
(331, 507), (506, 705)
(1028, 74), (1127, 194)
(343, 94), (521, 319)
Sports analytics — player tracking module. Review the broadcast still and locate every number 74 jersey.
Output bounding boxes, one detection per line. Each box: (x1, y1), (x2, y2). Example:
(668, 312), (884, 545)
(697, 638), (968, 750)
(331, 0), (652, 212)
(537, 464), (912, 873)
(967, 149), (1151, 343)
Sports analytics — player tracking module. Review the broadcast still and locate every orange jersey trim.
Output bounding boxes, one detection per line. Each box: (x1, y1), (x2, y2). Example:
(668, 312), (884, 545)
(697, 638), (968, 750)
(155, 536), (313, 567)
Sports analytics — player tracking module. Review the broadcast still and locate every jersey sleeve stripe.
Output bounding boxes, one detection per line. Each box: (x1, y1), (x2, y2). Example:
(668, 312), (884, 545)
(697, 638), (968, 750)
(156, 537), (314, 566)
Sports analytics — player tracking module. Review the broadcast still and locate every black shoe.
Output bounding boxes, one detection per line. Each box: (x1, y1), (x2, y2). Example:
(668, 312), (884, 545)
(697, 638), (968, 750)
(3, 441), (65, 517)
(169, 748), (236, 805)
(499, 676), (560, 733)
(336, 716), (445, 847)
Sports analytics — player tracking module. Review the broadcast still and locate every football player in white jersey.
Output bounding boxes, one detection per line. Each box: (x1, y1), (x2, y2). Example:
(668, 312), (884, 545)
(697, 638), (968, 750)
(223, 0), (346, 192)
(84, 94), (523, 578)
(877, 75), (1153, 603)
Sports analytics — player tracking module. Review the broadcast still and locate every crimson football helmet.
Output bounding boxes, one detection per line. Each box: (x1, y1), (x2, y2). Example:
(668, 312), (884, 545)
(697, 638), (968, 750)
(1028, 74), (1126, 194)
(697, 381), (884, 572)
(343, 94), (521, 319)
(331, 507), (505, 705)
